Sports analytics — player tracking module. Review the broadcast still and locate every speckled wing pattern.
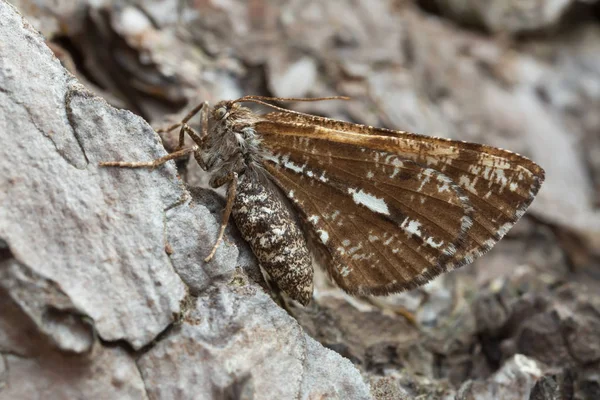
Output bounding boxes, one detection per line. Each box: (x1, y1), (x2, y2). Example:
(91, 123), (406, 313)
(254, 111), (544, 295)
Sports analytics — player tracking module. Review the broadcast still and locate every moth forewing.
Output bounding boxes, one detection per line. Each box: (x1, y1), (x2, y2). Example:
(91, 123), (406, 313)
(260, 140), (474, 295)
(253, 108), (544, 295)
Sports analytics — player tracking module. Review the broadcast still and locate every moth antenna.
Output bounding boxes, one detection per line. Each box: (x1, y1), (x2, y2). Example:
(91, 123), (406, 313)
(232, 96), (350, 116)
(234, 95), (350, 104)
(233, 95), (350, 114)
(232, 98), (297, 114)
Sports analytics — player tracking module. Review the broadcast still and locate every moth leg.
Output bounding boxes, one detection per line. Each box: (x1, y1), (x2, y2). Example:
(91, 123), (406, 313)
(156, 101), (208, 149)
(176, 101), (208, 149)
(103, 102), (209, 169)
(99, 146), (198, 169)
(155, 101), (206, 134)
(205, 172), (238, 262)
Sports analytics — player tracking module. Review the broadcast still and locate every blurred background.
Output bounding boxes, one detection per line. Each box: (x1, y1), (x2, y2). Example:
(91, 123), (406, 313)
(9, 0), (600, 398)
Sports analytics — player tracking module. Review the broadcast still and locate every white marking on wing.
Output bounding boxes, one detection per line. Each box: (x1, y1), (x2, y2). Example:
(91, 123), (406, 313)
(351, 253), (370, 261)
(483, 238), (496, 248)
(483, 166), (491, 179)
(425, 237), (444, 248)
(340, 266), (352, 277)
(436, 174), (452, 193)
(443, 243), (456, 256)
(263, 153), (280, 164)
(417, 168), (434, 192)
(469, 165), (481, 175)
(347, 188), (390, 215)
(461, 215), (473, 231)
(494, 169), (508, 189)
(348, 243), (363, 255)
(368, 235), (379, 242)
(391, 158), (404, 167)
(318, 171), (329, 183)
(497, 222), (513, 237)
(459, 175), (478, 194)
(425, 156), (439, 166)
(318, 229), (329, 244)
(401, 218), (422, 236)
(284, 159), (305, 174)
(401, 217), (446, 250)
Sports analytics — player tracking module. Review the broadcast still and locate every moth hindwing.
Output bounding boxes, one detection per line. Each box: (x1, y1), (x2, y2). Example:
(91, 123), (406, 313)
(100, 96), (545, 305)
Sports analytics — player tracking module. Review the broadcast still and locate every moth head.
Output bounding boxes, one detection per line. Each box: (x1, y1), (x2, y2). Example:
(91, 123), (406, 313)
(211, 101), (237, 121)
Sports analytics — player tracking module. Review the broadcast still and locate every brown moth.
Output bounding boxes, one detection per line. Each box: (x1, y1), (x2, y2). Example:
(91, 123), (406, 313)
(100, 96), (545, 306)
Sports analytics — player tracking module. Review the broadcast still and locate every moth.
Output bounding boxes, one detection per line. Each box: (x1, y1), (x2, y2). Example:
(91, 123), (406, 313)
(100, 95), (545, 306)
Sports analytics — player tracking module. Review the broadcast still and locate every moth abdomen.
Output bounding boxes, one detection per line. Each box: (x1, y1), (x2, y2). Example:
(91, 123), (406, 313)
(231, 173), (314, 305)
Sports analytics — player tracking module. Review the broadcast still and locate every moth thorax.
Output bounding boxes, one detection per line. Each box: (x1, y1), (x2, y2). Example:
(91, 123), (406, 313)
(234, 127), (258, 153)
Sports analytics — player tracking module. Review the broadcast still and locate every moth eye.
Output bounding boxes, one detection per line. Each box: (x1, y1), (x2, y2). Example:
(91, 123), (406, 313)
(215, 107), (227, 120)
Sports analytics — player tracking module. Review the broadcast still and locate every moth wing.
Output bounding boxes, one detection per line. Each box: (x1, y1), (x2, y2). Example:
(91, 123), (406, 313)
(256, 111), (544, 289)
(256, 126), (474, 294)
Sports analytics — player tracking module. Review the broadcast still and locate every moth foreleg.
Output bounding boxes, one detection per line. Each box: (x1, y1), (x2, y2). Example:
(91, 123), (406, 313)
(204, 172), (238, 262)
(99, 146), (198, 169)
(177, 101), (209, 149)
(156, 101), (209, 149)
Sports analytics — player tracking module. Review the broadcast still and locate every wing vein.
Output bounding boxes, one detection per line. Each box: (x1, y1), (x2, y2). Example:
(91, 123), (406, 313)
(345, 215), (403, 282)
(316, 150), (521, 221)
(308, 193), (435, 271)
(266, 166), (372, 285)
(292, 156), (470, 242)
(267, 164), (443, 272)
(349, 208), (433, 276)
(296, 149), (465, 207)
